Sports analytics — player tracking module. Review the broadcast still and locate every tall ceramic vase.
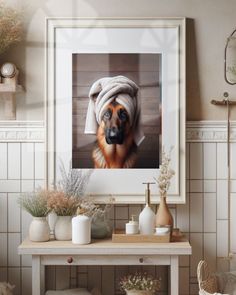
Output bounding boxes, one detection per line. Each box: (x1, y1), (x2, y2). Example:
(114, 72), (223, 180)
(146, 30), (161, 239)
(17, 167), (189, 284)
(29, 217), (50, 242)
(155, 194), (173, 228)
(54, 216), (72, 241)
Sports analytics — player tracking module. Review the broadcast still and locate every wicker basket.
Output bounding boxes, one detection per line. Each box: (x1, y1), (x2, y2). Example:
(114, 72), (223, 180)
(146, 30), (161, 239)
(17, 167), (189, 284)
(197, 260), (218, 294)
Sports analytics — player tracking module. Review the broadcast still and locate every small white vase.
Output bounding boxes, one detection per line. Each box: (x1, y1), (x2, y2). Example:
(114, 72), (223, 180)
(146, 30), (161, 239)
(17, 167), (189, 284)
(126, 290), (153, 295)
(29, 217), (50, 242)
(54, 216), (72, 241)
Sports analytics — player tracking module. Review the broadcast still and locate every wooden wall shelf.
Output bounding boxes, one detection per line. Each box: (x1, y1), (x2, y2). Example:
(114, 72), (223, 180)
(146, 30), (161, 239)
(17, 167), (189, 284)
(0, 83), (23, 93)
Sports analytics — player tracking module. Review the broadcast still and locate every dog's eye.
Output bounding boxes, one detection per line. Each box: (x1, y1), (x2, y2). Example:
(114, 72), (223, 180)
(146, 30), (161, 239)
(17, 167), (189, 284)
(119, 109), (128, 121)
(103, 109), (112, 120)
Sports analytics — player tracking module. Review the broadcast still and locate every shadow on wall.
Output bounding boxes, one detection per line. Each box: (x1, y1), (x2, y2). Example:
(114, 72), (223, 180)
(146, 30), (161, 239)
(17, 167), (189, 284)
(186, 19), (201, 121)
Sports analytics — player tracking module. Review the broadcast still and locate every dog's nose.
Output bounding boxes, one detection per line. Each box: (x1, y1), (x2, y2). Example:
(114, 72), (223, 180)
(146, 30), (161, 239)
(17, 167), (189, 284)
(105, 127), (124, 145)
(110, 127), (118, 138)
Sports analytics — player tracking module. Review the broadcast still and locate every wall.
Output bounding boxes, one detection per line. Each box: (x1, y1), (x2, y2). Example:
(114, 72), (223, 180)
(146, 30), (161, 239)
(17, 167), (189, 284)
(1, 0), (236, 120)
(0, 121), (235, 295)
(1, 1), (236, 294)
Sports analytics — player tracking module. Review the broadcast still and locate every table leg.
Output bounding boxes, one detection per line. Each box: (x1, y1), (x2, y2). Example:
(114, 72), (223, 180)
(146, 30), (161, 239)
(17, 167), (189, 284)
(170, 255), (179, 295)
(32, 255), (41, 295)
(40, 263), (45, 294)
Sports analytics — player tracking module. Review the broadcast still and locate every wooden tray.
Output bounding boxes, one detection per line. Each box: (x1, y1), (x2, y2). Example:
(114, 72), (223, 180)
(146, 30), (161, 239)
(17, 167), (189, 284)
(112, 229), (170, 243)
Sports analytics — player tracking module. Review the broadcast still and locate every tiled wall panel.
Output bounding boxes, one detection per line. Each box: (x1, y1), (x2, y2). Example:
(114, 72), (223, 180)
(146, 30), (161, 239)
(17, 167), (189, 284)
(0, 121), (235, 295)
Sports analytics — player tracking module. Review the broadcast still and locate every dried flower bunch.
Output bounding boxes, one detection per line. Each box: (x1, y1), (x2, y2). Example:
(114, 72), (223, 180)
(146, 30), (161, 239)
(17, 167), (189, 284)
(155, 147), (175, 196)
(58, 162), (93, 198)
(120, 272), (161, 293)
(0, 2), (23, 54)
(80, 197), (114, 221)
(18, 190), (49, 217)
(18, 163), (94, 217)
(47, 190), (80, 216)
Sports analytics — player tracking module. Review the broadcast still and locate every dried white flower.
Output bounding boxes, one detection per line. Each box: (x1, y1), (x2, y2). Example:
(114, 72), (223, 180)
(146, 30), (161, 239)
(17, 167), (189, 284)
(58, 160), (93, 198)
(80, 196), (114, 221)
(155, 147), (175, 196)
(120, 272), (161, 292)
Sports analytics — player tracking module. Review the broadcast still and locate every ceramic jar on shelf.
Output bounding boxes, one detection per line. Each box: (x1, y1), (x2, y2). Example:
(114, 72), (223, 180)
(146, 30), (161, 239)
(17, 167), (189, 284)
(91, 215), (112, 239)
(54, 216), (72, 241)
(29, 217), (50, 242)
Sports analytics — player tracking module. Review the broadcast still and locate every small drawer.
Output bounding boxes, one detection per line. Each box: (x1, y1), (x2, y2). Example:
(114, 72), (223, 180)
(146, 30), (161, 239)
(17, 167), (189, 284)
(41, 255), (171, 266)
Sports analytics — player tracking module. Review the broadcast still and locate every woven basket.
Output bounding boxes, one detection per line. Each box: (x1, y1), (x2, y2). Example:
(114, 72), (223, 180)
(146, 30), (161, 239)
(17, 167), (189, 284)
(197, 260), (218, 294)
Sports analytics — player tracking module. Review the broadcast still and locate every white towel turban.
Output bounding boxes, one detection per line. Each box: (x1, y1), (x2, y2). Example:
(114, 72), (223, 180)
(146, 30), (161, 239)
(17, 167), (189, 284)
(84, 75), (145, 146)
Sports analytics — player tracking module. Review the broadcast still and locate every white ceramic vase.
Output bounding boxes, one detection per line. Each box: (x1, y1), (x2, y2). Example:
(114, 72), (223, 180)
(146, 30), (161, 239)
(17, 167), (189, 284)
(29, 217), (50, 242)
(126, 290), (152, 295)
(54, 216), (72, 241)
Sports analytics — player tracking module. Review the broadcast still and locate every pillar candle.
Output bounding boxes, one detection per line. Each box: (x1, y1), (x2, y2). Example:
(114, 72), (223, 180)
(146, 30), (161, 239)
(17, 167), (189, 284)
(72, 215), (91, 245)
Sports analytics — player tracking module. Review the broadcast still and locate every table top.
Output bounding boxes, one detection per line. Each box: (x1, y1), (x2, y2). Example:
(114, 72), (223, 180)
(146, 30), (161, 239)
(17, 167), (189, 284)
(18, 238), (191, 256)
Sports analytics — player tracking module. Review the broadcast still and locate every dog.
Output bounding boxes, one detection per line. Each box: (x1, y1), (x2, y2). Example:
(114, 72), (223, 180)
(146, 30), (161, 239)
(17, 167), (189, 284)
(84, 76), (145, 168)
(92, 100), (138, 168)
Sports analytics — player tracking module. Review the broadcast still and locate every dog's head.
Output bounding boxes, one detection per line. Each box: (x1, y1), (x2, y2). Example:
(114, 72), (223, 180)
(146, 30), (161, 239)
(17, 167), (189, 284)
(100, 100), (131, 145)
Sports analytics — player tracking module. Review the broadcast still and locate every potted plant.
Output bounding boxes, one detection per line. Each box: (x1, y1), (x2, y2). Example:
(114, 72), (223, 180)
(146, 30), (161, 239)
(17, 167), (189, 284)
(0, 3), (23, 55)
(47, 190), (80, 241)
(120, 273), (161, 295)
(80, 198), (114, 239)
(47, 163), (93, 240)
(18, 190), (50, 242)
(154, 148), (175, 229)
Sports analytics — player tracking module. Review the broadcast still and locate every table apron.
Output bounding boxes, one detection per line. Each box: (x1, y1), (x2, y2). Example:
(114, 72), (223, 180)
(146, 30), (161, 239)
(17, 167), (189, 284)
(40, 255), (171, 266)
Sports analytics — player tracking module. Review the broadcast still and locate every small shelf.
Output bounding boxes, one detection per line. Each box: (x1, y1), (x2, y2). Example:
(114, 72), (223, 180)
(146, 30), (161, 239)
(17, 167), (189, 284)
(0, 83), (23, 93)
(0, 83), (23, 120)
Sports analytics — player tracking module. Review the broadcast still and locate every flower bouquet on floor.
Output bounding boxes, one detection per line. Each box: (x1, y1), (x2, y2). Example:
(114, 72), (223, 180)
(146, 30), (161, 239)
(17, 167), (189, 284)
(120, 272), (161, 295)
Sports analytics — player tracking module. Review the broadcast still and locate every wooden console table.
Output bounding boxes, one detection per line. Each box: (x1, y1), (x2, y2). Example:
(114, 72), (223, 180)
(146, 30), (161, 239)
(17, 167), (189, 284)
(18, 238), (191, 295)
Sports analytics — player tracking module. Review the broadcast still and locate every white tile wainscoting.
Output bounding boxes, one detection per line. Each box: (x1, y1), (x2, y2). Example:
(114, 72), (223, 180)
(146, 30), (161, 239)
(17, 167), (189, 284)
(0, 120), (236, 295)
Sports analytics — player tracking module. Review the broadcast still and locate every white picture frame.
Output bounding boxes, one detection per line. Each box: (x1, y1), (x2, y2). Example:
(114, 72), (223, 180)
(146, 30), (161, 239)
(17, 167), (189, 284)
(46, 17), (186, 204)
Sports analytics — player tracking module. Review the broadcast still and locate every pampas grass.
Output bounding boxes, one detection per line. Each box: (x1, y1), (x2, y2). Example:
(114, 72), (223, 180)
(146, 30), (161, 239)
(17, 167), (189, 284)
(47, 190), (80, 216)
(0, 2), (23, 54)
(18, 190), (49, 217)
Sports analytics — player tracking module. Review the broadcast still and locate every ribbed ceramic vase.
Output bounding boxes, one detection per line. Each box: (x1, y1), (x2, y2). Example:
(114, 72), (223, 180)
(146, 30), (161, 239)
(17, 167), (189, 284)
(54, 216), (72, 241)
(155, 194), (173, 228)
(29, 217), (50, 242)
(125, 290), (153, 295)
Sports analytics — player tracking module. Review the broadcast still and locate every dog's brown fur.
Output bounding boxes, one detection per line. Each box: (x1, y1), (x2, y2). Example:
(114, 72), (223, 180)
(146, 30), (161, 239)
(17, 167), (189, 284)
(92, 103), (137, 168)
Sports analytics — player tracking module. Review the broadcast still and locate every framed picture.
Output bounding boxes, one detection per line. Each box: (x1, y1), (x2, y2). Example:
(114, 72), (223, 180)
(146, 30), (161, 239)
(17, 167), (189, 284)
(46, 17), (186, 204)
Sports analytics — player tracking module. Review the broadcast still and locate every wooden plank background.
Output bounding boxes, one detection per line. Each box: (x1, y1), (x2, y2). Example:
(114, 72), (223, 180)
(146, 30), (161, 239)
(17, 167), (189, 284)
(72, 53), (161, 168)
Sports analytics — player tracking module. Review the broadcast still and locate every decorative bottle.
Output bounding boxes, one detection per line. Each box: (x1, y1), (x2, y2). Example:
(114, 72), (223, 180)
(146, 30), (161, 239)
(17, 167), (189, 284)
(155, 193), (173, 228)
(139, 182), (155, 235)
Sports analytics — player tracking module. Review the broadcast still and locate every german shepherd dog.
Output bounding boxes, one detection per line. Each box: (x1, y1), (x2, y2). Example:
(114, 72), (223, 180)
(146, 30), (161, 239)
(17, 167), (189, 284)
(92, 100), (137, 168)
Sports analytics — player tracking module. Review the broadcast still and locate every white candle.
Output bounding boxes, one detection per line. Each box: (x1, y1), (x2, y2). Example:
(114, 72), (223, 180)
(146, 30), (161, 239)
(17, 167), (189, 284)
(72, 215), (91, 245)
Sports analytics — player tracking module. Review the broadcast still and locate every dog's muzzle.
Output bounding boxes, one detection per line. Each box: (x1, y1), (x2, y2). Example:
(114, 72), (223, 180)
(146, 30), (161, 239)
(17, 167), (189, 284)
(105, 127), (124, 145)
